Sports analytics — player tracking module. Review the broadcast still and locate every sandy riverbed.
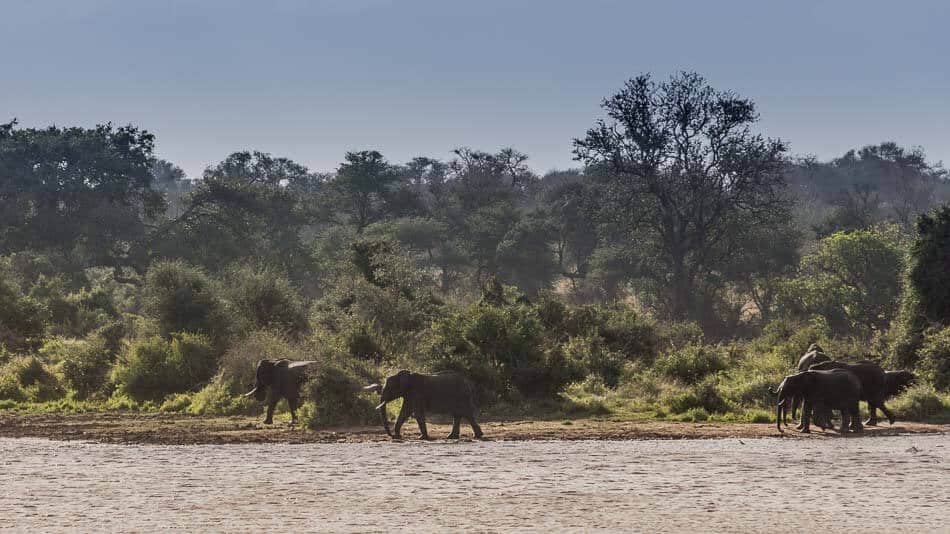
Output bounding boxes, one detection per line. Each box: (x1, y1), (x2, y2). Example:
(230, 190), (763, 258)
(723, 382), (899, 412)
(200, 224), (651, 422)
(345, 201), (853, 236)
(1, 432), (948, 532)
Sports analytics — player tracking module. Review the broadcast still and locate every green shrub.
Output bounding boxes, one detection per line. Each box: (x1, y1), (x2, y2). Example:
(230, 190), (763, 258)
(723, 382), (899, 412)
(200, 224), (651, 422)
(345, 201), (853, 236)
(656, 343), (727, 384)
(917, 326), (950, 391)
(0, 356), (65, 402)
(660, 379), (729, 414)
(142, 261), (229, 342)
(889, 384), (950, 421)
(188, 380), (259, 415)
(113, 333), (217, 402)
(343, 323), (384, 362)
(58, 335), (115, 399)
(562, 335), (625, 388)
(0, 275), (45, 351)
(298, 364), (379, 429)
(226, 266), (308, 337)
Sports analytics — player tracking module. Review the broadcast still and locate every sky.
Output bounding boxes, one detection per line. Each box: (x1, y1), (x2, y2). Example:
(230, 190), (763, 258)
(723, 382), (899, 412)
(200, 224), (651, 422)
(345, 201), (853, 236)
(2, 0), (948, 178)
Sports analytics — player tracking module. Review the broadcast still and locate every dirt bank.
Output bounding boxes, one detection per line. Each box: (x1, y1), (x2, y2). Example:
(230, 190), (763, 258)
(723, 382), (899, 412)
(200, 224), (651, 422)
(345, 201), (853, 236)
(0, 412), (946, 445)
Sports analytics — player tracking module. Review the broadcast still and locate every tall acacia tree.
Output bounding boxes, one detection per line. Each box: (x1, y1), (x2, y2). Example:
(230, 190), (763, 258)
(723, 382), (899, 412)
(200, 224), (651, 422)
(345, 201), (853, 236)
(573, 72), (790, 327)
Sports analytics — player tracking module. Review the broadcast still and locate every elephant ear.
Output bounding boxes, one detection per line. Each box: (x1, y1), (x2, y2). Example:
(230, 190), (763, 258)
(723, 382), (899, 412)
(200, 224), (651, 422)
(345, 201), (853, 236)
(398, 370), (411, 393)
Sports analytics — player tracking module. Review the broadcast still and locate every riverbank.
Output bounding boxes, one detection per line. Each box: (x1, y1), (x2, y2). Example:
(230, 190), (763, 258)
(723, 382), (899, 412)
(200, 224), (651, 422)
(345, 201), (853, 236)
(0, 412), (946, 445)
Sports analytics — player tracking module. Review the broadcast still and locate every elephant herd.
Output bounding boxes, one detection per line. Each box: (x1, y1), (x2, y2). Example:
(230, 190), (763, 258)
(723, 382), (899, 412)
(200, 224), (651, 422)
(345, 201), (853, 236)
(772, 343), (916, 434)
(244, 360), (483, 439)
(242, 343), (917, 440)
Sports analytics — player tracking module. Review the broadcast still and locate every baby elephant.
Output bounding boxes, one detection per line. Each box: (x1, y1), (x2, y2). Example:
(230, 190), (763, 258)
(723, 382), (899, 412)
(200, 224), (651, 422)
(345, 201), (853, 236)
(364, 370), (484, 440)
(244, 359), (316, 425)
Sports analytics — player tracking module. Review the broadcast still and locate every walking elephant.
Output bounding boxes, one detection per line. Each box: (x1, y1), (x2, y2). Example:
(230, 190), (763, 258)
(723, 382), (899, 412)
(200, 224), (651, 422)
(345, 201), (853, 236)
(772, 368), (863, 434)
(808, 360), (895, 426)
(244, 359), (317, 425)
(789, 343), (832, 426)
(364, 370), (484, 440)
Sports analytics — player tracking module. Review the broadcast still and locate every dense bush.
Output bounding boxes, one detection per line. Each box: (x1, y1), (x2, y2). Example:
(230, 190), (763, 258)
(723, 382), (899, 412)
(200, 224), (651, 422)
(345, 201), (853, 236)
(0, 275), (45, 351)
(917, 326), (950, 391)
(58, 335), (115, 399)
(113, 333), (217, 402)
(889, 384), (950, 421)
(655, 343), (728, 384)
(298, 362), (380, 429)
(226, 266), (308, 337)
(142, 261), (229, 342)
(0, 356), (64, 402)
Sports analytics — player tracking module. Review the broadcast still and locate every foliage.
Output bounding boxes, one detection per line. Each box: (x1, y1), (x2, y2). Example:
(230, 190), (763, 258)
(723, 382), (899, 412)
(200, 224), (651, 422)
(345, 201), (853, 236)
(58, 329), (121, 399)
(0, 273), (45, 351)
(916, 326), (950, 391)
(0, 121), (164, 276)
(226, 266), (308, 337)
(298, 362), (380, 429)
(655, 343), (728, 384)
(891, 205), (950, 367)
(573, 72), (790, 331)
(142, 261), (229, 343)
(112, 333), (217, 402)
(779, 225), (906, 335)
(0, 356), (64, 402)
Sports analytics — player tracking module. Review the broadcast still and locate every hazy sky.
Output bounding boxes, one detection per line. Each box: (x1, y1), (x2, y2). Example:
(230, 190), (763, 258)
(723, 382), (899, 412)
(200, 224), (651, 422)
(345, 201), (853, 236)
(3, 0), (947, 178)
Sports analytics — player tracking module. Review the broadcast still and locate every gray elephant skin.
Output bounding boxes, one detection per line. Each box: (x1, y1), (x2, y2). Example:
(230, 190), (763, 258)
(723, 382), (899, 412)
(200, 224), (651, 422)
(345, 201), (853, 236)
(808, 360), (895, 426)
(789, 343), (831, 424)
(244, 359), (316, 425)
(773, 368), (863, 434)
(365, 370), (484, 440)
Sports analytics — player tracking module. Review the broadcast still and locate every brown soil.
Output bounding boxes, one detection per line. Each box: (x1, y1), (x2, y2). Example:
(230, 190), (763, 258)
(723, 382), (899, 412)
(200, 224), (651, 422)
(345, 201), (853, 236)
(0, 412), (945, 445)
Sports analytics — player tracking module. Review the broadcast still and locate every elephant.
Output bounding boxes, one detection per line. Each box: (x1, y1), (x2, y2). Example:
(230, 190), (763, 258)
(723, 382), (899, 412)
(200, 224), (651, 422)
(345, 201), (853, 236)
(797, 343), (831, 371)
(244, 359), (317, 425)
(884, 370), (916, 400)
(789, 343), (832, 425)
(808, 360), (895, 426)
(364, 370), (484, 440)
(772, 368), (863, 434)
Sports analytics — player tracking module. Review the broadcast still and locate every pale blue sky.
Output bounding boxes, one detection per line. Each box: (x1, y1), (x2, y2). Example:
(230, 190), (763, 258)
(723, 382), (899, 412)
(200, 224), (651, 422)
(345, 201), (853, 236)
(2, 0), (947, 177)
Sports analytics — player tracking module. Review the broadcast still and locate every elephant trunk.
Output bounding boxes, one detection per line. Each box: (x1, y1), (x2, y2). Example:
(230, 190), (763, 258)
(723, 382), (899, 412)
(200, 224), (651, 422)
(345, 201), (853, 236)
(377, 402), (392, 437)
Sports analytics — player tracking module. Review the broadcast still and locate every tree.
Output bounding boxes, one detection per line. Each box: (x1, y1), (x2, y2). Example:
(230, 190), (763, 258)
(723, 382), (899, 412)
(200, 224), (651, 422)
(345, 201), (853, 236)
(151, 159), (193, 219)
(496, 211), (560, 296)
(158, 151), (313, 274)
(891, 205), (950, 369)
(0, 120), (165, 279)
(779, 225), (905, 335)
(573, 72), (789, 327)
(330, 150), (399, 233)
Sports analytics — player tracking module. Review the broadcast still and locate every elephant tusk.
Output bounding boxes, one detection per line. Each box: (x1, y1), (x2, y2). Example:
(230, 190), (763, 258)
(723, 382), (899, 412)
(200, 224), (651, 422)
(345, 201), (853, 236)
(363, 383), (382, 394)
(244, 387), (258, 398)
(375, 402), (386, 411)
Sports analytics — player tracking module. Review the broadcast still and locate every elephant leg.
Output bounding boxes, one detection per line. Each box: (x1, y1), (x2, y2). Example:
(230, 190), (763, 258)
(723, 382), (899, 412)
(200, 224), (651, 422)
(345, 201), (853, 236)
(447, 416), (461, 439)
(864, 401), (879, 426)
(415, 411), (429, 440)
(797, 401), (811, 433)
(288, 397), (299, 425)
(850, 405), (863, 433)
(791, 395), (802, 425)
(264, 398), (277, 425)
(468, 415), (484, 439)
(879, 402), (896, 425)
(838, 410), (849, 433)
(393, 402), (411, 439)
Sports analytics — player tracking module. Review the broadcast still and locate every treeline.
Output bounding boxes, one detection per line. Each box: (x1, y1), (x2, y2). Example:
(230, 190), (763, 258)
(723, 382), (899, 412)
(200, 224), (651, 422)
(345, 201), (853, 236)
(1, 73), (949, 424)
